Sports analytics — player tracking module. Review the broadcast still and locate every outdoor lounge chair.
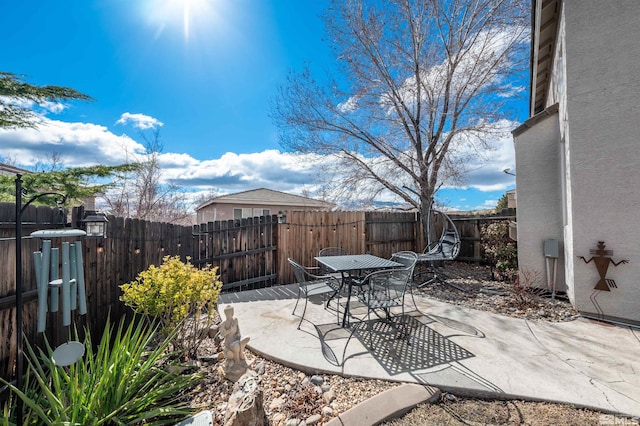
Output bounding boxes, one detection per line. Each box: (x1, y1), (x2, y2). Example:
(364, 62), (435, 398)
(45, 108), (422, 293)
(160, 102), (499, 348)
(415, 210), (461, 288)
(289, 258), (342, 329)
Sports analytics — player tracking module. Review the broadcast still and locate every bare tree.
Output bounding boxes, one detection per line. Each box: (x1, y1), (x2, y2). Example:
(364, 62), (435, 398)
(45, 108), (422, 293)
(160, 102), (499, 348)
(102, 130), (192, 224)
(272, 0), (528, 237)
(34, 151), (65, 172)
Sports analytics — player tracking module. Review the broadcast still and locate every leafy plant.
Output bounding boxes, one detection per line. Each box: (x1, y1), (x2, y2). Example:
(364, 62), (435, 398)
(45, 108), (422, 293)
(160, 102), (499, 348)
(1, 317), (201, 425)
(481, 221), (518, 281)
(120, 255), (223, 358)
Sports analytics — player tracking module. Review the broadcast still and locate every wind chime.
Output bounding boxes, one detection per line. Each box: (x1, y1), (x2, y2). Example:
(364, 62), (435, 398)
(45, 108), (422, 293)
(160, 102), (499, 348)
(31, 228), (88, 366)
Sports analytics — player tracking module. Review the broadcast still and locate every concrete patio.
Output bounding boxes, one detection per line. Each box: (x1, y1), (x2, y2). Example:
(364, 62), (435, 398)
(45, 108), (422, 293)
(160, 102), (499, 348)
(219, 284), (640, 419)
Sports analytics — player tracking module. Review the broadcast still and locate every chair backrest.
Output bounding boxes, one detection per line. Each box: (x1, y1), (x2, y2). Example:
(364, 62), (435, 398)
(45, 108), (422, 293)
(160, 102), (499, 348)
(318, 247), (348, 274)
(288, 258), (309, 287)
(390, 251), (418, 277)
(318, 247), (348, 257)
(425, 210), (461, 260)
(362, 266), (414, 306)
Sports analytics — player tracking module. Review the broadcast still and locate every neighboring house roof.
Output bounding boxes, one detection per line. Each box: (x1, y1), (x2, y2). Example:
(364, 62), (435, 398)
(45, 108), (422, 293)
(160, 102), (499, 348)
(0, 162), (31, 176)
(196, 188), (334, 211)
(530, 0), (560, 115)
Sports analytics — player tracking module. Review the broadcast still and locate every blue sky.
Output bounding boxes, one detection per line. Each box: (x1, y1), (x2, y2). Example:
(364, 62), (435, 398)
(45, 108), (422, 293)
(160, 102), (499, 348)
(0, 0), (520, 212)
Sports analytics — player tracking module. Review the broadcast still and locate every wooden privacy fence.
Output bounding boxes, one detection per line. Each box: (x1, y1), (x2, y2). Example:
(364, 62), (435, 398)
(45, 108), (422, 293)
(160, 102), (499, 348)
(0, 201), (513, 384)
(0, 203), (192, 384)
(276, 211), (424, 284)
(449, 213), (517, 263)
(275, 210), (515, 284)
(192, 215), (278, 291)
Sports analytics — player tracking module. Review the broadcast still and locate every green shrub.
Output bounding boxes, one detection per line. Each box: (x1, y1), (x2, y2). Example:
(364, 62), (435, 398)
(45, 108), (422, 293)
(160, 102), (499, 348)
(120, 255), (222, 358)
(481, 221), (517, 280)
(1, 317), (201, 425)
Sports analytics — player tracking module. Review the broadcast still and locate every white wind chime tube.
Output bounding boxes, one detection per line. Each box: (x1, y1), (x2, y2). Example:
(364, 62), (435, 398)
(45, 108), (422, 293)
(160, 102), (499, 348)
(33, 238), (88, 332)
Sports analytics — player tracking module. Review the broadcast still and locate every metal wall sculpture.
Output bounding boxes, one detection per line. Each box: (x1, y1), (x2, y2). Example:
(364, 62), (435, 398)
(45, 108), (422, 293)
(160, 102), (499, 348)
(578, 241), (629, 320)
(578, 241), (628, 291)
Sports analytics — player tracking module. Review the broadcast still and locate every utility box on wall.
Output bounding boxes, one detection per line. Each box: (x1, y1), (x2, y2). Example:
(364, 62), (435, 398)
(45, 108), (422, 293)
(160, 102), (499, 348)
(544, 239), (559, 258)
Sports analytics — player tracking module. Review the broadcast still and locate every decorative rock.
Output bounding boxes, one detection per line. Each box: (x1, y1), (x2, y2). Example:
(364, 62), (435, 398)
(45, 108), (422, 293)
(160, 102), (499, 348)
(199, 354), (219, 363)
(320, 384), (331, 392)
(254, 361), (265, 375)
(305, 414), (322, 425)
(297, 372), (306, 381)
(322, 406), (333, 417)
(313, 386), (323, 395)
(322, 389), (335, 404)
(285, 419), (300, 426)
(272, 413), (286, 425)
(310, 375), (323, 385)
(208, 323), (220, 338)
(223, 370), (264, 426)
(269, 397), (285, 411)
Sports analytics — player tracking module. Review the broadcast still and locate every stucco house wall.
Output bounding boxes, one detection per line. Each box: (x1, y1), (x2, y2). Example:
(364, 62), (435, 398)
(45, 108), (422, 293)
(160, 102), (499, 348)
(514, 0), (640, 324)
(195, 188), (334, 224)
(514, 106), (566, 292)
(563, 0), (640, 322)
(197, 202), (327, 223)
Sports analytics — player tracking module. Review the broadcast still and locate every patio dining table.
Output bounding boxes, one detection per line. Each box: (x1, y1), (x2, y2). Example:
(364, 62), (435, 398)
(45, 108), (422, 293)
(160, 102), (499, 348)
(315, 254), (402, 327)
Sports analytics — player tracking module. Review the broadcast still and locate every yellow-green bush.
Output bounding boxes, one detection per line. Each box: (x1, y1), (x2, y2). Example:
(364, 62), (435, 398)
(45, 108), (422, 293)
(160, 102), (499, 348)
(120, 255), (222, 357)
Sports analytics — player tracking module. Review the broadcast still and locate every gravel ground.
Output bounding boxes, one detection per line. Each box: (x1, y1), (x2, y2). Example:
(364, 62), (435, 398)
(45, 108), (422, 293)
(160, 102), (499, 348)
(185, 262), (616, 425)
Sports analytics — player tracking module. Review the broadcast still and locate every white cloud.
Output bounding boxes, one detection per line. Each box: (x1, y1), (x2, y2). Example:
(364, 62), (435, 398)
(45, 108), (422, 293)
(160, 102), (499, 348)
(379, 25), (528, 117)
(0, 117), (145, 167)
(338, 96), (359, 113)
(442, 119), (517, 192)
(115, 112), (164, 129)
(2, 113), (518, 211)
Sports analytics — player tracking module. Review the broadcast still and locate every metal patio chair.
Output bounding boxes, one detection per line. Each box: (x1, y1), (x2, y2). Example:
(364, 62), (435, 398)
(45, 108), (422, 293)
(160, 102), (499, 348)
(390, 251), (420, 311)
(340, 263), (415, 365)
(317, 247), (349, 276)
(289, 258), (342, 329)
(355, 265), (415, 322)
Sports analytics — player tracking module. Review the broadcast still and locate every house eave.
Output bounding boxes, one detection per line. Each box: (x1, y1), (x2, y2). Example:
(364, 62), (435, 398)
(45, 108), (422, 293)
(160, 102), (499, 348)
(530, 0), (560, 116)
(513, 103), (559, 137)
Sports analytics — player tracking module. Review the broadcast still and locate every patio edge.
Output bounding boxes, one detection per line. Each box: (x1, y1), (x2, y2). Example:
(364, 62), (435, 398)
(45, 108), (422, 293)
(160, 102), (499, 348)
(324, 383), (441, 426)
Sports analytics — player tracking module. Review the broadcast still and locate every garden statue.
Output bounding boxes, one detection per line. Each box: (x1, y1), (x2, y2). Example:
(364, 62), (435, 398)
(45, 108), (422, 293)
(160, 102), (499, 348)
(219, 305), (250, 381)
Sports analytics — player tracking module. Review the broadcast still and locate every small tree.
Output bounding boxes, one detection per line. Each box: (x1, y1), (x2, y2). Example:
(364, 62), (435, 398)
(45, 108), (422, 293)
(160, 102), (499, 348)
(102, 129), (192, 224)
(495, 193), (509, 213)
